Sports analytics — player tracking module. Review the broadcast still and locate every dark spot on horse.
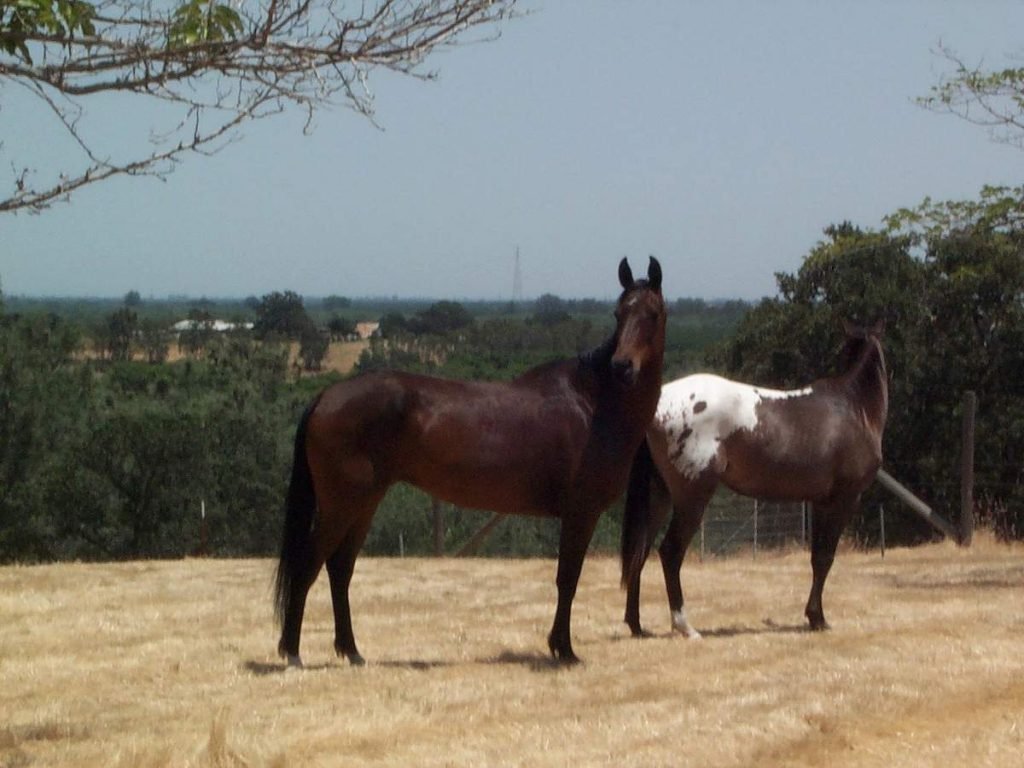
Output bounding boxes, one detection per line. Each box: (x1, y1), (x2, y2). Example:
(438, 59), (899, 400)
(680, 427), (693, 440)
(689, 393), (695, 401)
(693, 401), (707, 414)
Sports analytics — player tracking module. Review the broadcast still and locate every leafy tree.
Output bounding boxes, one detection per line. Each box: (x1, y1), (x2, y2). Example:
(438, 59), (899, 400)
(0, 312), (84, 559)
(138, 317), (170, 364)
(253, 291), (311, 340)
(886, 188), (1024, 540)
(299, 326), (329, 372)
(105, 306), (138, 361)
(532, 293), (570, 327)
(178, 308), (216, 357)
(123, 290), (142, 307)
(327, 315), (356, 341)
(379, 311), (409, 338)
(76, 404), (211, 557)
(1, 0), (518, 212)
(408, 300), (474, 336)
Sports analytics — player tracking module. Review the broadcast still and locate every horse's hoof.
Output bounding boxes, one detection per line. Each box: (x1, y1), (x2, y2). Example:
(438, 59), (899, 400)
(554, 651), (581, 666)
(284, 653), (303, 669)
(628, 624), (654, 639)
(808, 620), (831, 632)
(548, 638), (581, 665)
(347, 653), (366, 667)
(670, 610), (702, 639)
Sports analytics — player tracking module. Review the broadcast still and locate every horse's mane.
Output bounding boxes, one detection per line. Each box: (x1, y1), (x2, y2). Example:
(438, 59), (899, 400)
(578, 334), (616, 376)
(839, 332), (888, 427)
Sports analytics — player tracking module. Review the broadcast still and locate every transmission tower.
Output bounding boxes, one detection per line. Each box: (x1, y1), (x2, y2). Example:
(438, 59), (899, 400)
(512, 246), (524, 310)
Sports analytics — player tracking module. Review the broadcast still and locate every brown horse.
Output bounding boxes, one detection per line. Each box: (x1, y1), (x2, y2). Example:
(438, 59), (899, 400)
(621, 320), (887, 638)
(275, 257), (666, 666)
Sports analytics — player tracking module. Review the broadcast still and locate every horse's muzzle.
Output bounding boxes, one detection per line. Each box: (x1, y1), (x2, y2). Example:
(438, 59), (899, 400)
(611, 359), (638, 386)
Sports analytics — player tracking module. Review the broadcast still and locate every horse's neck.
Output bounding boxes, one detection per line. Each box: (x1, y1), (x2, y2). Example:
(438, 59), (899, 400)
(843, 341), (888, 430)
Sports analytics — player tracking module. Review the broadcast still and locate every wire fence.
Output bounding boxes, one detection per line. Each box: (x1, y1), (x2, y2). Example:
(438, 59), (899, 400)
(697, 491), (809, 559)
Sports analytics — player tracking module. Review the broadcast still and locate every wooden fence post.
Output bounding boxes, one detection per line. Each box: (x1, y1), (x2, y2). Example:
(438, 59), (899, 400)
(960, 391), (976, 547)
(875, 469), (959, 540)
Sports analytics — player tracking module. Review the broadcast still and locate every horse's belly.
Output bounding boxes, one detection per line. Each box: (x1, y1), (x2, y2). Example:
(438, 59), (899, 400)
(398, 429), (565, 515)
(404, 462), (557, 516)
(721, 461), (834, 502)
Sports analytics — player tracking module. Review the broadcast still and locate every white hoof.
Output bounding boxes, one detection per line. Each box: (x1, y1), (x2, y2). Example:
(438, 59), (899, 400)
(671, 609), (703, 640)
(285, 654), (304, 669)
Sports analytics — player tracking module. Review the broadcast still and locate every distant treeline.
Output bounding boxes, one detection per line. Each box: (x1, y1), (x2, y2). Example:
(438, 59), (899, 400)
(0, 289), (745, 563)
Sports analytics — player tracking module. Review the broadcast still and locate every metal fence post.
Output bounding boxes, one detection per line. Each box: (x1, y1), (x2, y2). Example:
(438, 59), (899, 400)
(753, 500), (759, 559)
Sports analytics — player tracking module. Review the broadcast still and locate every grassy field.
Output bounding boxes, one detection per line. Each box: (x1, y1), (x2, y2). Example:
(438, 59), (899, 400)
(1, 536), (1022, 767)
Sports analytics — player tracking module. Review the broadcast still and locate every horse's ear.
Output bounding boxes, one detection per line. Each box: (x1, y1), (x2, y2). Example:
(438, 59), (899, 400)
(647, 256), (662, 292)
(618, 257), (634, 289)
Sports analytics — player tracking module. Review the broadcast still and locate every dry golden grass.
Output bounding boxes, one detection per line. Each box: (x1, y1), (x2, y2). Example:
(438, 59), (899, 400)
(1, 535), (1022, 767)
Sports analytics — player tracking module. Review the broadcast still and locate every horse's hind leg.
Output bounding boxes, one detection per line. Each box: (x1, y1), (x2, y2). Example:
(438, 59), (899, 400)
(805, 496), (858, 630)
(278, 553), (325, 668)
(659, 478), (716, 638)
(325, 494), (382, 666)
(624, 470), (671, 637)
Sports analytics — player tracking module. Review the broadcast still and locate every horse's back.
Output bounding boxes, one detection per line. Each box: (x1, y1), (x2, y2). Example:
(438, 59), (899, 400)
(653, 372), (880, 500)
(305, 369), (592, 514)
(653, 374), (804, 469)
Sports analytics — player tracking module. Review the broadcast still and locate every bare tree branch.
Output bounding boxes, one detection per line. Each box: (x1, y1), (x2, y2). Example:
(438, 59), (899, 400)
(0, 0), (520, 213)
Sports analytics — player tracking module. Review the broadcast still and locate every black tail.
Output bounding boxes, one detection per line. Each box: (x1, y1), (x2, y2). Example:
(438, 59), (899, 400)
(274, 397), (320, 629)
(621, 439), (655, 589)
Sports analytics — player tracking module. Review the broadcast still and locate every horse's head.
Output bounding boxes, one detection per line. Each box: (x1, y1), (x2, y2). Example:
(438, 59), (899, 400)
(838, 318), (886, 375)
(610, 256), (666, 386)
(838, 318), (889, 428)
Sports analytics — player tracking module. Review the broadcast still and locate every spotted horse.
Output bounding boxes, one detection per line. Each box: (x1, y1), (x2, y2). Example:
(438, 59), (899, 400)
(621, 320), (888, 638)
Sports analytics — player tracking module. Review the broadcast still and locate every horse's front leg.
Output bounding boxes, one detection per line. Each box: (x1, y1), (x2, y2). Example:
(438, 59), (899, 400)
(548, 507), (601, 664)
(805, 495), (858, 630)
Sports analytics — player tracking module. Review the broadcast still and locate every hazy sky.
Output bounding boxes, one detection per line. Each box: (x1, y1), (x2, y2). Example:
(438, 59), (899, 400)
(3, 1), (1023, 301)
